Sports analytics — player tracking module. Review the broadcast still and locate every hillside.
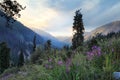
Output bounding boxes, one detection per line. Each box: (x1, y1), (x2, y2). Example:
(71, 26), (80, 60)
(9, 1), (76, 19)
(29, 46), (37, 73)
(30, 28), (66, 48)
(86, 21), (120, 40)
(0, 11), (65, 62)
(56, 36), (72, 45)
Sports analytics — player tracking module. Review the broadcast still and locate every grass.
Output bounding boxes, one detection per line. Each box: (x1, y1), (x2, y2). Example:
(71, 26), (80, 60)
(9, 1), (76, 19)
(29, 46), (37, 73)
(0, 36), (120, 80)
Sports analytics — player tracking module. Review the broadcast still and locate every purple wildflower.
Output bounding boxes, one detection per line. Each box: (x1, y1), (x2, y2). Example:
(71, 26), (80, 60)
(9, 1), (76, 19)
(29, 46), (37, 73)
(66, 58), (72, 66)
(92, 46), (97, 50)
(57, 60), (63, 66)
(87, 46), (102, 60)
(44, 64), (49, 69)
(112, 48), (114, 52)
(48, 58), (52, 62)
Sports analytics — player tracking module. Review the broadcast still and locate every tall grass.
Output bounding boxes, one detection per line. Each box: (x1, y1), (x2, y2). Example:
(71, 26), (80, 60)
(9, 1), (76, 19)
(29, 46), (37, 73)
(1, 37), (120, 80)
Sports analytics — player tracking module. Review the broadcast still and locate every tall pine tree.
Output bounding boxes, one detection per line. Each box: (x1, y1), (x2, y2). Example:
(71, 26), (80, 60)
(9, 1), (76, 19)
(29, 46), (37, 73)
(33, 34), (36, 52)
(72, 10), (85, 50)
(0, 42), (10, 73)
(44, 40), (51, 50)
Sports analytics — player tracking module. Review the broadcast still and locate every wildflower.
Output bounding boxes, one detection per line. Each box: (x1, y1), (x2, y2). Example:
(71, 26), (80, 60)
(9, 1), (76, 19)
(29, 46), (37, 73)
(112, 48), (114, 52)
(44, 64), (49, 68)
(66, 58), (72, 67)
(57, 60), (63, 66)
(92, 46), (97, 50)
(48, 58), (52, 62)
(87, 46), (102, 60)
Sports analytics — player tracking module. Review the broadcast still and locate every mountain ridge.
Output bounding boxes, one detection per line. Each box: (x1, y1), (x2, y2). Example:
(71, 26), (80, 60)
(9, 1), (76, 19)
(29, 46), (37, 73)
(0, 11), (66, 63)
(57, 20), (120, 44)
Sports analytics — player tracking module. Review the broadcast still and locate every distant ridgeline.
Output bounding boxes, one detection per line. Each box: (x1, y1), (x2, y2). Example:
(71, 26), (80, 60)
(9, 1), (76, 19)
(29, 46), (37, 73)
(85, 21), (120, 40)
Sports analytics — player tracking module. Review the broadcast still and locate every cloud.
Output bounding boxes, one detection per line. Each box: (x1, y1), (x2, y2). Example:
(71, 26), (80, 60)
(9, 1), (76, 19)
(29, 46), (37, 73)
(87, 1), (120, 29)
(16, 0), (120, 36)
(81, 0), (100, 11)
(17, 0), (74, 36)
(46, 0), (82, 11)
(100, 2), (120, 21)
(18, 0), (59, 29)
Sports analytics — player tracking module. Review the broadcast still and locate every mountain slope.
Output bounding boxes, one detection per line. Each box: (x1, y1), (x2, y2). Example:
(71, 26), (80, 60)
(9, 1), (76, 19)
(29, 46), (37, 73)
(0, 12), (44, 61)
(86, 21), (120, 40)
(30, 28), (66, 48)
(0, 11), (65, 63)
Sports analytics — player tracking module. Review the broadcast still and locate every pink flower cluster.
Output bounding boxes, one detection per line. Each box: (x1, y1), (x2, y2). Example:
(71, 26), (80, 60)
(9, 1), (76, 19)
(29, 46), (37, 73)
(87, 46), (102, 60)
(57, 60), (63, 66)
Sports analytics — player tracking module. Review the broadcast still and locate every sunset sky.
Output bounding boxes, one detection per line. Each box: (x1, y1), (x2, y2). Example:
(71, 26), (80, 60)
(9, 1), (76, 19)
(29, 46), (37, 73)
(17, 0), (120, 37)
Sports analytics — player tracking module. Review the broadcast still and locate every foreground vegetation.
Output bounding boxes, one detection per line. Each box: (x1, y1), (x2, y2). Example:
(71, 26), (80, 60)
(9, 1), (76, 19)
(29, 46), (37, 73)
(0, 32), (120, 80)
(0, 1), (120, 79)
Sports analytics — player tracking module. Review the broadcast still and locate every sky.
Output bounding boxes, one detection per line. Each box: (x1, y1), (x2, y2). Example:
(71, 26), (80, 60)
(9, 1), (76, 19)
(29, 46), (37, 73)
(17, 0), (120, 37)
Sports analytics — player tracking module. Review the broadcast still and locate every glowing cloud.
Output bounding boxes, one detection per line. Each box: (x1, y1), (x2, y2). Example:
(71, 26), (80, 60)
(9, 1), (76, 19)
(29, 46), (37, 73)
(16, 0), (120, 37)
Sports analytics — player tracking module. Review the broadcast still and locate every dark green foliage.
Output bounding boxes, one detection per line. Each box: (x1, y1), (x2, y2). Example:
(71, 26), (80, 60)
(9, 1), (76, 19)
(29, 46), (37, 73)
(33, 34), (36, 52)
(44, 40), (51, 50)
(72, 10), (85, 50)
(63, 45), (70, 50)
(88, 33), (106, 50)
(0, 0), (25, 27)
(88, 37), (98, 50)
(30, 47), (44, 65)
(0, 42), (10, 73)
(66, 51), (72, 58)
(87, 31), (120, 50)
(18, 50), (24, 67)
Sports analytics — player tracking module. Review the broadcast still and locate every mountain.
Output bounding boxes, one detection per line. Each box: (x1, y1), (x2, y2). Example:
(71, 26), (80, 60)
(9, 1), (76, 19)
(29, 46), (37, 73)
(57, 21), (120, 44)
(30, 28), (67, 48)
(0, 11), (65, 62)
(56, 36), (72, 45)
(86, 21), (120, 40)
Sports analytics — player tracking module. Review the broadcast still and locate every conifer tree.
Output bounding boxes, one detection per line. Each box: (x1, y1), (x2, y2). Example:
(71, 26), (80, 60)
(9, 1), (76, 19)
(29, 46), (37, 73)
(33, 34), (36, 52)
(44, 40), (51, 50)
(18, 49), (24, 67)
(0, 0), (26, 27)
(0, 42), (10, 73)
(72, 10), (85, 50)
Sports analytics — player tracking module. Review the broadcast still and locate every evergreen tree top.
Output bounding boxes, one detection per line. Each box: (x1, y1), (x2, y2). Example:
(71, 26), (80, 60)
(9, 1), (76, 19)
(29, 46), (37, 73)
(0, 0), (26, 18)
